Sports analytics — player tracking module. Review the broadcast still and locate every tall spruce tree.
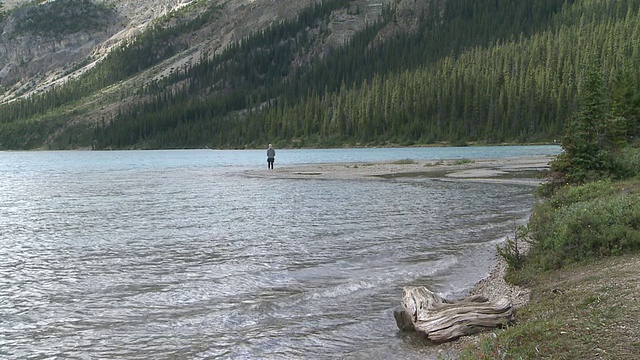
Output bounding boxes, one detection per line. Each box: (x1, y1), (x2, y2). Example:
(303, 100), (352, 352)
(610, 69), (640, 143)
(552, 64), (619, 184)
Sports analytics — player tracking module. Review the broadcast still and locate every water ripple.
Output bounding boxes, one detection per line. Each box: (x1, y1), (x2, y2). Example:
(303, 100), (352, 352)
(0, 150), (539, 359)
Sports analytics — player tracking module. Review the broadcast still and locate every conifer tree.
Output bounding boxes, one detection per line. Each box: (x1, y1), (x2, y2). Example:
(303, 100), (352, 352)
(610, 68), (640, 143)
(552, 64), (613, 183)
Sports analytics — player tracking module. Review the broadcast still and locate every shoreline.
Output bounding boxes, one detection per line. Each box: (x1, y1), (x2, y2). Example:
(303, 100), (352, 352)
(248, 155), (550, 355)
(434, 243), (531, 359)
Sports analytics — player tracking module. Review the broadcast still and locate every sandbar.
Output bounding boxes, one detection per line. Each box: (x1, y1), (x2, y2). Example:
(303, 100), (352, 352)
(248, 155), (556, 186)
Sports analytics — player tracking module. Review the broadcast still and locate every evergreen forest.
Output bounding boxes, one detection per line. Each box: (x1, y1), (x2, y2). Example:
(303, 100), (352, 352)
(0, 0), (639, 150)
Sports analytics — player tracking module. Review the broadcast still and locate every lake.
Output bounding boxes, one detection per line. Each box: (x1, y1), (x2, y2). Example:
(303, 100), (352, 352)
(0, 145), (561, 359)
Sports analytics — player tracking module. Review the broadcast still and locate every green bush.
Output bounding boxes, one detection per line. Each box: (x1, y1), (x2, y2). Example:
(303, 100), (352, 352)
(528, 192), (640, 269)
(497, 226), (527, 271)
(454, 158), (474, 165)
(555, 195), (640, 258)
(392, 158), (416, 165)
(530, 181), (616, 244)
(612, 147), (640, 179)
(550, 146), (612, 184)
(549, 179), (616, 208)
(541, 147), (640, 197)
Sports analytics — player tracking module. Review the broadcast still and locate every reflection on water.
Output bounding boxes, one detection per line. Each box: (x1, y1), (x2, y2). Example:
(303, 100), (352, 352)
(0, 149), (547, 359)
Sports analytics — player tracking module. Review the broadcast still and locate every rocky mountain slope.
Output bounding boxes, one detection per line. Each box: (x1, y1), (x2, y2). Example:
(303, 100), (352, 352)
(2, 0), (180, 98)
(1, 0), (428, 104)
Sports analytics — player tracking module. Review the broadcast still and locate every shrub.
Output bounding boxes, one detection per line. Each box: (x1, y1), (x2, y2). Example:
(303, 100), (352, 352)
(454, 158), (474, 165)
(528, 193), (640, 269)
(529, 180), (616, 245)
(392, 158), (416, 165)
(557, 195), (639, 257)
(497, 226), (527, 271)
(611, 147), (640, 179)
(549, 179), (615, 208)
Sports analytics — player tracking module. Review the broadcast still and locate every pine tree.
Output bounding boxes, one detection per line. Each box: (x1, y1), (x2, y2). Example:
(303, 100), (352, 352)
(552, 64), (612, 183)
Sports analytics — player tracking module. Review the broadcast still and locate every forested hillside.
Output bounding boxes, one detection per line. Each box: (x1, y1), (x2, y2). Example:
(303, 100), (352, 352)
(1, 0), (639, 149)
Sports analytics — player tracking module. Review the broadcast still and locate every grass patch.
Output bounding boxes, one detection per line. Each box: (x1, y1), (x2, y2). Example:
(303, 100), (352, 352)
(424, 160), (445, 167)
(392, 158), (417, 165)
(423, 159), (475, 167)
(454, 158), (474, 165)
(461, 254), (640, 359)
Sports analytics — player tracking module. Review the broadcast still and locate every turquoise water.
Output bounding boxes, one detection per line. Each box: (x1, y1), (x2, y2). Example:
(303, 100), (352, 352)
(0, 146), (560, 359)
(1, 144), (560, 172)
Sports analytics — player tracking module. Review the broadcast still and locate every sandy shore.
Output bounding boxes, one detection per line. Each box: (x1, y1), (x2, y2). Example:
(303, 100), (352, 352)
(248, 155), (555, 187)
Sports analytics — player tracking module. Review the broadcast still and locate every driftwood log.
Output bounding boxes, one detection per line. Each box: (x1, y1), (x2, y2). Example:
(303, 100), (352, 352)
(394, 286), (514, 342)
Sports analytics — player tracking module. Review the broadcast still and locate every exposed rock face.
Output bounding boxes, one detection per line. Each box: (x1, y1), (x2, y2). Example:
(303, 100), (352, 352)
(0, 0), (193, 98)
(0, 16), (114, 88)
(0, 0), (434, 103)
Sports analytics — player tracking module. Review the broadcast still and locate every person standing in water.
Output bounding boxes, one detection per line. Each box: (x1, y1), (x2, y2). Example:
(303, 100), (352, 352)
(267, 144), (276, 169)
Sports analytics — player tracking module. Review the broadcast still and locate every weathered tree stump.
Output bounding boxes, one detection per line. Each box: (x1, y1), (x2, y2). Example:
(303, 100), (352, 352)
(394, 286), (514, 342)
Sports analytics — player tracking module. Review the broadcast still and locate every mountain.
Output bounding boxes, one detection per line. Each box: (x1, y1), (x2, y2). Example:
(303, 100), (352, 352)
(0, 0), (638, 150)
(1, 0), (188, 96)
(0, 0), (340, 101)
